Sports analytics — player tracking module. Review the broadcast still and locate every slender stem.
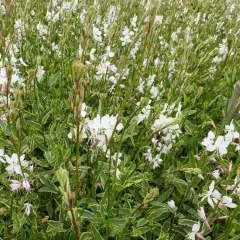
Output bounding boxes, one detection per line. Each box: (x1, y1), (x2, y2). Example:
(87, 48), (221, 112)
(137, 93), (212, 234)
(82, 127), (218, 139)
(69, 207), (80, 240)
(75, 120), (80, 204)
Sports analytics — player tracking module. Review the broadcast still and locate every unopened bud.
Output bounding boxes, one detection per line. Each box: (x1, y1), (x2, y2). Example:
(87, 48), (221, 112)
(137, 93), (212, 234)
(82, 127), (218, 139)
(0, 207), (6, 215)
(143, 188), (159, 204)
(76, 94), (80, 103)
(6, 65), (13, 84)
(72, 60), (86, 83)
(181, 168), (202, 174)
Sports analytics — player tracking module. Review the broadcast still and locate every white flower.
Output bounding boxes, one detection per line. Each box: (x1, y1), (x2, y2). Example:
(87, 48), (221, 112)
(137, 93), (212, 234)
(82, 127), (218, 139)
(0, 66), (7, 85)
(131, 15), (138, 28)
(198, 207), (206, 220)
(37, 23), (48, 37)
(152, 114), (174, 131)
(220, 196), (237, 209)
(155, 15), (163, 25)
(67, 131), (73, 139)
(81, 103), (87, 117)
(5, 154), (23, 176)
(171, 32), (178, 41)
(22, 179), (31, 191)
(212, 169), (220, 179)
(36, 66), (45, 82)
(152, 155), (162, 169)
(202, 181), (221, 208)
(214, 136), (229, 155)
(150, 86), (159, 99)
(116, 123), (123, 131)
(10, 180), (22, 191)
(0, 149), (5, 163)
(24, 203), (33, 216)
(219, 39), (228, 56)
(187, 222), (205, 240)
(143, 148), (153, 162)
(90, 48), (96, 61)
(85, 114), (122, 150)
(93, 25), (102, 42)
(136, 104), (152, 123)
(120, 26), (134, 46)
(105, 46), (115, 58)
(202, 131), (216, 152)
(167, 200), (176, 209)
(198, 207), (211, 230)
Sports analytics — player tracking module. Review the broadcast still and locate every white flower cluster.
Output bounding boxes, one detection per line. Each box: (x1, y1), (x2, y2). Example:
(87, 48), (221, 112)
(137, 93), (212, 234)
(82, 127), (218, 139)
(0, 150), (32, 192)
(143, 148), (162, 169)
(212, 39), (229, 63)
(202, 181), (237, 209)
(143, 103), (182, 169)
(45, 0), (79, 22)
(138, 75), (164, 100)
(120, 15), (138, 46)
(136, 99), (152, 124)
(202, 121), (240, 156)
(68, 113), (123, 151)
(93, 46), (129, 87)
(85, 114), (123, 151)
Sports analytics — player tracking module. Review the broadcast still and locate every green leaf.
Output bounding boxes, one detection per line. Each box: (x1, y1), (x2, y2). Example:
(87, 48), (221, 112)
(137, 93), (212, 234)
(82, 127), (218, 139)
(91, 224), (103, 240)
(157, 188), (173, 202)
(184, 120), (195, 135)
(38, 174), (58, 194)
(78, 209), (95, 220)
(42, 110), (52, 125)
(122, 122), (139, 142)
(136, 218), (148, 227)
(46, 221), (66, 237)
(110, 218), (126, 236)
(80, 232), (93, 240)
(147, 208), (171, 221)
(162, 218), (171, 233)
(132, 226), (151, 237)
(229, 235), (240, 240)
(178, 219), (197, 228)
(27, 120), (43, 132)
(48, 73), (59, 87)
(124, 173), (148, 188)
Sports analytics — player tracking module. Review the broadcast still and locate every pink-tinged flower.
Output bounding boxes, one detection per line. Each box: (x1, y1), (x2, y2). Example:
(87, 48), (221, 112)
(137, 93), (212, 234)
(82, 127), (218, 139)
(198, 207), (211, 231)
(201, 181), (221, 208)
(24, 203), (33, 216)
(219, 196), (237, 209)
(187, 222), (205, 240)
(228, 161), (233, 173)
(202, 131), (216, 152)
(22, 179), (31, 191)
(10, 180), (22, 191)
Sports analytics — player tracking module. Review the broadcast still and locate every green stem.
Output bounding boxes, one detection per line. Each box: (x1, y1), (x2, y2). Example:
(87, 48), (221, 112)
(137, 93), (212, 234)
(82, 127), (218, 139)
(75, 120), (80, 204)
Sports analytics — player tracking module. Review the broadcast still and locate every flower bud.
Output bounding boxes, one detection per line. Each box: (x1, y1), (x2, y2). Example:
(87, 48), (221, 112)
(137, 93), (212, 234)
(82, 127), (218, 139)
(6, 65), (13, 84)
(72, 60), (86, 83)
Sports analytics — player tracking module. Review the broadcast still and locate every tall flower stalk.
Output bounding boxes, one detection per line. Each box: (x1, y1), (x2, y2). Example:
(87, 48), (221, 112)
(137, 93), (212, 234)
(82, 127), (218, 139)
(72, 60), (86, 204)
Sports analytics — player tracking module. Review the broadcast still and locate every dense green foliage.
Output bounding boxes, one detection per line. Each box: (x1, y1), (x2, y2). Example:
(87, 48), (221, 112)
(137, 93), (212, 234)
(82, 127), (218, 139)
(1, 0), (240, 239)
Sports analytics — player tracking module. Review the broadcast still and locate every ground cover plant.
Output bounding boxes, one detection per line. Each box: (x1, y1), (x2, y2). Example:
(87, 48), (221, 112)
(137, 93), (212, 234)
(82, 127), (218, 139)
(1, 0), (240, 239)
